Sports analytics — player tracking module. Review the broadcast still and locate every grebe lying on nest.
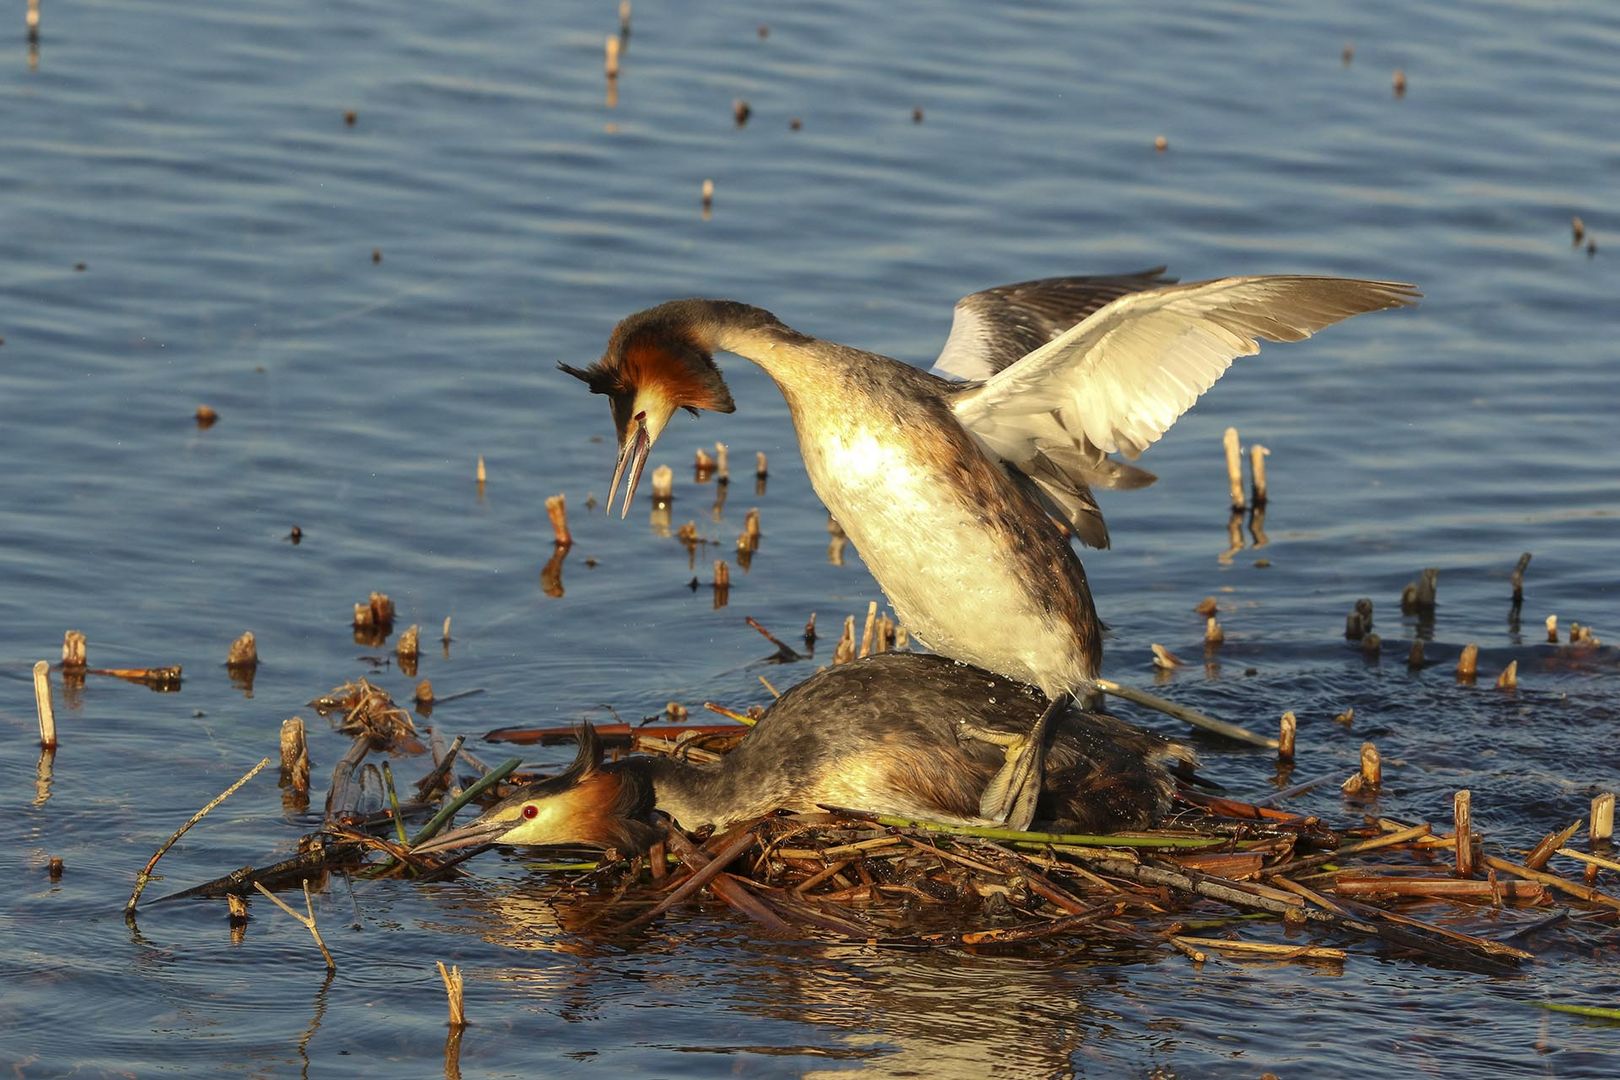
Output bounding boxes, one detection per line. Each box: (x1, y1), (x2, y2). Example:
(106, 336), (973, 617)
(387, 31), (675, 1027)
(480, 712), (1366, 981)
(414, 653), (1194, 856)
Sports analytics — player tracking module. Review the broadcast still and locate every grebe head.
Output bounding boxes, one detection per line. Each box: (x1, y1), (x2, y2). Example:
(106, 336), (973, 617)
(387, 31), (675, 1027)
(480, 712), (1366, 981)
(412, 723), (661, 855)
(561, 301), (736, 516)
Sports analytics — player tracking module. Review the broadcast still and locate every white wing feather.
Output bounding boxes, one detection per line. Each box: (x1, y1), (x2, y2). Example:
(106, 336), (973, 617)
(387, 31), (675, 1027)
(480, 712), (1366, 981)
(951, 275), (1419, 460)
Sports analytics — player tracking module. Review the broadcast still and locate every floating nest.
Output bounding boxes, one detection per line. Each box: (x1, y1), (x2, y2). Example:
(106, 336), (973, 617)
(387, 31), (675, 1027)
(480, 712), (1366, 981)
(167, 698), (1618, 974)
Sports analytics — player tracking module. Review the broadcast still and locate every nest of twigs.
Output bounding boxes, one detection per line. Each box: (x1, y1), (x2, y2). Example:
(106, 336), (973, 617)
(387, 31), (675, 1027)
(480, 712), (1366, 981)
(164, 705), (1619, 974)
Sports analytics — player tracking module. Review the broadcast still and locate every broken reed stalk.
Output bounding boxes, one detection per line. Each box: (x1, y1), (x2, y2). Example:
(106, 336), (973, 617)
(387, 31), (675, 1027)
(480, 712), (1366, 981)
(858, 601), (878, 659)
(475, 455), (486, 486)
(755, 451), (768, 478)
(61, 630), (87, 670)
(1454, 790), (1474, 877)
(1094, 678), (1278, 748)
(441, 616), (453, 644)
(1222, 427), (1245, 510)
(1525, 820), (1583, 870)
(1204, 617), (1223, 645)
(436, 961), (467, 1028)
(1360, 743), (1381, 789)
(712, 560), (730, 590)
(545, 495), (571, 547)
(1511, 552), (1531, 601)
(651, 465), (674, 507)
(1249, 444), (1269, 506)
(397, 625), (420, 664)
(127, 757), (271, 918)
(252, 880), (336, 972)
(1495, 660), (1518, 689)
(744, 616), (801, 661)
(1545, 615), (1558, 643)
(833, 616), (856, 665)
(1278, 711), (1296, 762)
(1593, 793), (1615, 844)
(1401, 568), (1439, 615)
(280, 717), (310, 793)
(1456, 643), (1479, 682)
(603, 33), (620, 78)
(223, 631), (257, 670)
(714, 442), (729, 484)
(33, 661), (55, 749)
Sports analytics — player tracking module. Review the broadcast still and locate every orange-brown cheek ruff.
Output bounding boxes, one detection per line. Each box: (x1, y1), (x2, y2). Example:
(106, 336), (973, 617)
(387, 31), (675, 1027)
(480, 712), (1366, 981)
(619, 339), (734, 415)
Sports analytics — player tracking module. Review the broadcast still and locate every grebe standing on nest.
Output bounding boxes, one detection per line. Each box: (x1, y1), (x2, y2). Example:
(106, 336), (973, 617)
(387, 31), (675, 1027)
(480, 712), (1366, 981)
(412, 653), (1195, 855)
(561, 271), (1418, 826)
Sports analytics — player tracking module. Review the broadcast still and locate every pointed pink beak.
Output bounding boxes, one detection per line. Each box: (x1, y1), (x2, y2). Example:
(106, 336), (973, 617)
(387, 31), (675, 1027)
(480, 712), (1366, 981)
(607, 412), (651, 518)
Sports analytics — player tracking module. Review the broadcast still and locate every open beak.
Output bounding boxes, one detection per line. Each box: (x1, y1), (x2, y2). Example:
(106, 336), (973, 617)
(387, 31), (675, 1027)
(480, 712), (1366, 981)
(411, 813), (513, 857)
(607, 414), (651, 519)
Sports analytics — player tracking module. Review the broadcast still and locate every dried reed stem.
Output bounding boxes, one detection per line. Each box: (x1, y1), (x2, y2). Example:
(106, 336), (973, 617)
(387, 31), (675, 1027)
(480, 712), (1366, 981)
(833, 616), (855, 665)
(280, 717), (310, 793)
(252, 880), (336, 971)
(127, 757), (271, 917)
(1222, 427), (1245, 510)
(1456, 643), (1479, 682)
(1592, 793), (1615, 844)
(436, 961), (467, 1028)
(1360, 742), (1381, 789)
(1278, 711), (1296, 762)
(545, 494), (572, 546)
(225, 631), (257, 670)
(1095, 678), (1278, 748)
(33, 661), (55, 749)
(1524, 820), (1582, 870)
(61, 630), (86, 670)
(651, 464), (673, 507)
(1494, 660), (1518, 689)
(859, 601), (878, 659)
(1510, 552), (1530, 601)
(475, 455), (486, 485)
(1248, 444), (1269, 506)
(1454, 790), (1474, 877)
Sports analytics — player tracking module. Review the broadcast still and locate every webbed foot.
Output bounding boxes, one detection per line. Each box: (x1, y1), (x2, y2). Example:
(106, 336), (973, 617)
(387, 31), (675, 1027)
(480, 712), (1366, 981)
(958, 694), (1067, 831)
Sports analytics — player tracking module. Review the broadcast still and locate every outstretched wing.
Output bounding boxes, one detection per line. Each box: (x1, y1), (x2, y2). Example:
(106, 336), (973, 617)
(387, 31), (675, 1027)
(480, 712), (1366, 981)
(950, 276), (1419, 546)
(930, 268), (1176, 382)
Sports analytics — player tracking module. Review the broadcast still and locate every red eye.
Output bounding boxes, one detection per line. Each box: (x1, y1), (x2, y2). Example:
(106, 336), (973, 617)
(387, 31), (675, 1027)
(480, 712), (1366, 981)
(634, 410), (646, 421)
(522, 804), (539, 819)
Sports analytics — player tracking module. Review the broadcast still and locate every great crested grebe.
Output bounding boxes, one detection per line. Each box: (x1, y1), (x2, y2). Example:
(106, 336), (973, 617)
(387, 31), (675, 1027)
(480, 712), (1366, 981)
(412, 652), (1195, 857)
(561, 271), (1418, 826)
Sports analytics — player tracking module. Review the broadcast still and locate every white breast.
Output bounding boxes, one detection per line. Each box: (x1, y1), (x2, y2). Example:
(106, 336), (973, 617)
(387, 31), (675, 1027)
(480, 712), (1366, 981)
(808, 426), (1091, 695)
